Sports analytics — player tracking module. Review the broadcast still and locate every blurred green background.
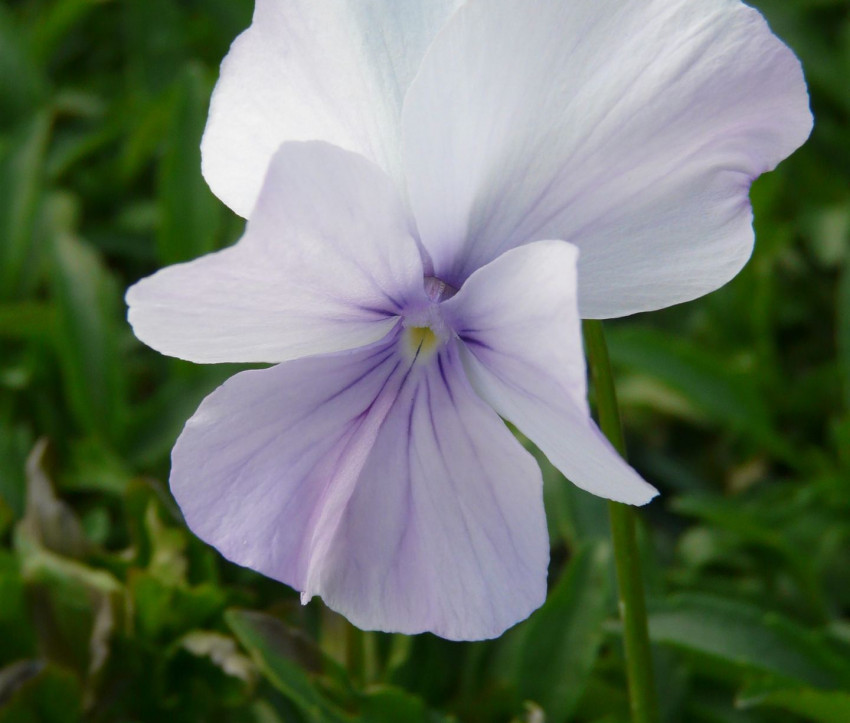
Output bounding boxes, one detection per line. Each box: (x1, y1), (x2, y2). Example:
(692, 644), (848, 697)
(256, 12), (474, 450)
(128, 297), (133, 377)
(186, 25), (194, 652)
(1, 0), (849, 721)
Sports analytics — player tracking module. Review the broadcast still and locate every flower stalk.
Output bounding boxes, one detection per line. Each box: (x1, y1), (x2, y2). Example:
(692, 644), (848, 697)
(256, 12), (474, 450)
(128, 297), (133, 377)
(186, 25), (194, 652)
(583, 320), (659, 723)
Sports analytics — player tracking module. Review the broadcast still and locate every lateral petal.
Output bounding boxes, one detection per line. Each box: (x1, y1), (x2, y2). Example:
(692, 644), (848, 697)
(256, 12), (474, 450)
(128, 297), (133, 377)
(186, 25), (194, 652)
(127, 142), (425, 364)
(202, 0), (464, 216)
(403, 0), (812, 317)
(443, 241), (658, 505)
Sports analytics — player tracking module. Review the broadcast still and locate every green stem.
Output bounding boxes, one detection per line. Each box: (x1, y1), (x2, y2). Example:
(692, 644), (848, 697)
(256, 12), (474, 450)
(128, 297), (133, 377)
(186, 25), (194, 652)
(583, 320), (659, 723)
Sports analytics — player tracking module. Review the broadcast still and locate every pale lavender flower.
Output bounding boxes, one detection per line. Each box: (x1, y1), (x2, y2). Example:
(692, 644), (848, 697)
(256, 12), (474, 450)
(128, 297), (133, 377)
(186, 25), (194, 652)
(127, 0), (812, 639)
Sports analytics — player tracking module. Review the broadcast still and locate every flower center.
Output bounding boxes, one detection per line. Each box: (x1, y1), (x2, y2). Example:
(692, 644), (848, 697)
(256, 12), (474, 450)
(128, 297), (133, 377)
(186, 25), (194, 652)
(403, 325), (440, 360)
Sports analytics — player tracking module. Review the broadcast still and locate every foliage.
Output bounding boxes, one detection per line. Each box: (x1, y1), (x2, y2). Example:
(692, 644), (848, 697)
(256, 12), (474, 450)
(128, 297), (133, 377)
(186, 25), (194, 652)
(0, 0), (848, 721)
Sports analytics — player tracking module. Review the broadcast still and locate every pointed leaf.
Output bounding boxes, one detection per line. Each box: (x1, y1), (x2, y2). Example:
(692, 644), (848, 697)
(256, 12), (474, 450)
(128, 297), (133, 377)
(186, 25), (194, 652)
(0, 112), (51, 299)
(156, 63), (223, 266)
(648, 594), (850, 689)
(226, 609), (351, 723)
(48, 194), (127, 444)
(737, 680), (850, 722)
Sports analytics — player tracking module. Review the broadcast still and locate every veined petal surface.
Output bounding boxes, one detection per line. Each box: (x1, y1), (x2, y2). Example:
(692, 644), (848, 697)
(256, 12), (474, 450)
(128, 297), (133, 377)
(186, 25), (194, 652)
(443, 241), (658, 505)
(315, 343), (549, 640)
(172, 333), (548, 640)
(202, 0), (464, 217)
(127, 142), (425, 364)
(403, 0), (812, 317)
(170, 334), (407, 596)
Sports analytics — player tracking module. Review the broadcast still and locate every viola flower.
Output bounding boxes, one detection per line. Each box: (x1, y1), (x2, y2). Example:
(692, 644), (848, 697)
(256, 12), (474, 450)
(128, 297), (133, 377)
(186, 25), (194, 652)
(128, 0), (812, 639)
(128, 142), (655, 639)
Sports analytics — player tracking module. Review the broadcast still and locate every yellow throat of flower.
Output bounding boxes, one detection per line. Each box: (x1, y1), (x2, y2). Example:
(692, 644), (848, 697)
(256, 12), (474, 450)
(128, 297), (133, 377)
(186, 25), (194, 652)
(403, 326), (440, 361)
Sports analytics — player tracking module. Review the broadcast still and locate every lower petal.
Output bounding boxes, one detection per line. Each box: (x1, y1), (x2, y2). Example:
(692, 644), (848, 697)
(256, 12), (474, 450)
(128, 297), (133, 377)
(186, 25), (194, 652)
(313, 344), (549, 641)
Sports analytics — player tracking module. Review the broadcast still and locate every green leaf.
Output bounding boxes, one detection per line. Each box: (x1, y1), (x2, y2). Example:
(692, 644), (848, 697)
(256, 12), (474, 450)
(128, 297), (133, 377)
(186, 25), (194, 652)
(0, 303), (56, 342)
(61, 437), (133, 496)
(672, 494), (828, 615)
(606, 326), (777, 447)
(48, 194), (127, 445)
(0, 664), (82, 723)
(46, 112), (115, 182)
(156, 62), (223, 266)
(737, 680), (850, 722)
(0, 420), (31, 520)
(0, 7), (47, 125)
(516, 543), (613, 723)
(0, 552), (37, 666)
(143, 500), (188, 585)
(0, 112), (52, 299)
(14, 443), (122, 681)
(647, 594), (850, 689)
(0, 498), (11, 539)
(28, 0), (105, 66)
(18, 439), (89, 559)
(226, 609), (352, 723)
(17, 546), (122, 678)
(122, 0), (186, 95)
(359, 686), (445, 723)
(838, 252), (850, 411)
(130, 573), (225, 643)
(118, 93), (172, 182)
(573, 679), (630, 722)
(125, 363), (239, 467)
(177, 631), (257, 685)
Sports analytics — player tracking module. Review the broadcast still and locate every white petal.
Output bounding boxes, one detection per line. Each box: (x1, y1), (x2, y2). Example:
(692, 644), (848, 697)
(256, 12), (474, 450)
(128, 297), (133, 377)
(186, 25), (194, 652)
(402, 0), (812, 317)
(443, 241), (658, 505)
(170, 335), (407, 593)
(202, 0), (464, 217)
(127, 142), (425, 364)
(314, 344), (549, 640)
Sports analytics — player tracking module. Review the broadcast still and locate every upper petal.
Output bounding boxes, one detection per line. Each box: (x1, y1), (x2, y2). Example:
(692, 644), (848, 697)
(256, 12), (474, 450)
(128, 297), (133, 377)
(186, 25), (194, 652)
(402, 0), (812, 317)
(127, 142), (425, 364)
(442, 241), (658, 505)
(314, 344), (549, 640)
(202, 0), (464, 217)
